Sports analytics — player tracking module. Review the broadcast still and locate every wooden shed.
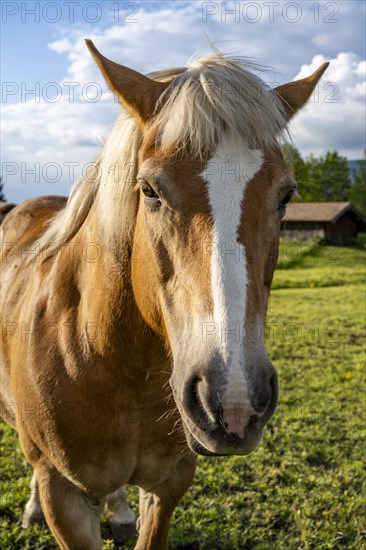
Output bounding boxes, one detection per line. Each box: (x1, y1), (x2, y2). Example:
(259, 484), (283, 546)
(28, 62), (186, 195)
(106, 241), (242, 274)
(281, 202), (366, 243)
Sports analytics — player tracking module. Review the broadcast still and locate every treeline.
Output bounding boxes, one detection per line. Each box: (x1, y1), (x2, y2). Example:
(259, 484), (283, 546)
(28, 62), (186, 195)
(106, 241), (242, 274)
(0, 178), (5, 201)
(282, 145), (366, 216)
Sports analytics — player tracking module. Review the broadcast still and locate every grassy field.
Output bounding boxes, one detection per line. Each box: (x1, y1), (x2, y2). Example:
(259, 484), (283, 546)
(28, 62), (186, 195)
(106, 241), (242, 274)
(1, 239), (365, 549)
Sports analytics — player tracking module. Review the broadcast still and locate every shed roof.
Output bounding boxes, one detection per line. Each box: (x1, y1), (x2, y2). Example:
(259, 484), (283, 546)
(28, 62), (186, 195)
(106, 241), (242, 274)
(283, 202), (365, 223)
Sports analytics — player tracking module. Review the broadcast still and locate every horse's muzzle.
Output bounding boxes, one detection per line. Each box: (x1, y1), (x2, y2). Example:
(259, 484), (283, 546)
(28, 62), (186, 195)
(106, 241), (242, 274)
(170, 369), (278, 456)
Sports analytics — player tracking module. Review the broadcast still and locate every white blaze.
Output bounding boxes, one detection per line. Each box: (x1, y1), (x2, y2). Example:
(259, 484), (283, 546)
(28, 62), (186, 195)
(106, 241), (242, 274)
(202, 136), (263, 436)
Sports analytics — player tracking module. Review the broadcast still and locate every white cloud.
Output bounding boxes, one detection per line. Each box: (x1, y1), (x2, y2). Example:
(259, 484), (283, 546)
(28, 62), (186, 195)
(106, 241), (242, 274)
(288, 52), (365, 159)
(48, 38), (72, 54)
(2, 3), (365, 202)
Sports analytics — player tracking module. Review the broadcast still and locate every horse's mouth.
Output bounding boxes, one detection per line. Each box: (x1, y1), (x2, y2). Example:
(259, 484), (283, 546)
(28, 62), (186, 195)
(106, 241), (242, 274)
(181, 416), (264, 457)
(177, 373), (278, 457)
(186, 433), (222, 456)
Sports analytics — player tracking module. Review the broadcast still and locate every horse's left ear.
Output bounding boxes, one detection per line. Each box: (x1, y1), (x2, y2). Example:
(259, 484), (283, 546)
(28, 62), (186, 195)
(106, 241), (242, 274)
(274, 62), (329, 120)
(85, 39), (169, 122)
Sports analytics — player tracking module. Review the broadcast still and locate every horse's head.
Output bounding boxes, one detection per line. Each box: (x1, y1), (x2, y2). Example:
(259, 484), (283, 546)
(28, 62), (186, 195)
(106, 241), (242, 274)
(87, 41), (328, 456)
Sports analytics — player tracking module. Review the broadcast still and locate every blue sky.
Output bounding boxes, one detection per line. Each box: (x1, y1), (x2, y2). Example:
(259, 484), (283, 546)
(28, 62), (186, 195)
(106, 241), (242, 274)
(1, 1), (365, 202)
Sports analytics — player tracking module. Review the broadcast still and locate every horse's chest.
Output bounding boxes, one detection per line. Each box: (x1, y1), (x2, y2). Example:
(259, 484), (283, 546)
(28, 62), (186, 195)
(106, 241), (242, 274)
(129, 426), (186, 489)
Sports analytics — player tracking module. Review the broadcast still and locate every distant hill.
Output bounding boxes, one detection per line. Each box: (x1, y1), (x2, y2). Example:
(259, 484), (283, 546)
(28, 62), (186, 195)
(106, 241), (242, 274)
(348, 159), (364, 179)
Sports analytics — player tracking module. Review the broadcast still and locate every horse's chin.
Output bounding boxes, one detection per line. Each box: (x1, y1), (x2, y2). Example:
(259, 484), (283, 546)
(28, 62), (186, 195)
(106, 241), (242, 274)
(182, 420), (263, 457)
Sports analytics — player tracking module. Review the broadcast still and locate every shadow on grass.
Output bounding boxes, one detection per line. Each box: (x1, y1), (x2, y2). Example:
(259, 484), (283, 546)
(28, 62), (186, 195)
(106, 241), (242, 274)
(277, 237), (366, 271)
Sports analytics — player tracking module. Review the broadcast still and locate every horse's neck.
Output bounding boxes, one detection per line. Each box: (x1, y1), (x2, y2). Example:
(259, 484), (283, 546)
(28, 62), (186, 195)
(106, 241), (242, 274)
(63, 205), (148, 361)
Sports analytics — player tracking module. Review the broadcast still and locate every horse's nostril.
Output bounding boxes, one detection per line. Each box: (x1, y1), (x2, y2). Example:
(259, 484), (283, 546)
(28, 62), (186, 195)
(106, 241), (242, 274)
(253, 390), (271, 414)
(252, 373), (277, 414)
(254, 372), (278, 429)
(183, 375), (214, 431)
(255, 400), (268, 414)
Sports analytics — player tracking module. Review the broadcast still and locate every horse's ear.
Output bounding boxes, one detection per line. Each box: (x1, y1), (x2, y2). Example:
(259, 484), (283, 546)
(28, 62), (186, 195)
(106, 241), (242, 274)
(274, 62), (329, 120)
(85, 39), (169, 122)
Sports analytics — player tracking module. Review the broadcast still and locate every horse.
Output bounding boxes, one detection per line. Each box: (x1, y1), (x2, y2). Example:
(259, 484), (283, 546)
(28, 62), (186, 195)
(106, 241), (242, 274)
(0, 40), (328, 549)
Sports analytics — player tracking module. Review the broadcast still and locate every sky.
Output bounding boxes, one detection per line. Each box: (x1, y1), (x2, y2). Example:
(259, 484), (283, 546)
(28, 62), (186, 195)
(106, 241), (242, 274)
(1, 0), (365, 203)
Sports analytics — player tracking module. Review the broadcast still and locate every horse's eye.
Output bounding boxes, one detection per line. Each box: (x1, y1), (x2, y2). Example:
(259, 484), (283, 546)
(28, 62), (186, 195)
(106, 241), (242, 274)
(278, 189), (295, 216)
(142, 183), (159, 199)
(140, 183), (161, 210)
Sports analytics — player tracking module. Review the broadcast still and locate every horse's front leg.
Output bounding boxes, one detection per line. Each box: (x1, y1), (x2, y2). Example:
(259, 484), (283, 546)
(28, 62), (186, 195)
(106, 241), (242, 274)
(36, 463), (104, 550)
(135, 455), (196, 550)
(105, 486), (137, 543)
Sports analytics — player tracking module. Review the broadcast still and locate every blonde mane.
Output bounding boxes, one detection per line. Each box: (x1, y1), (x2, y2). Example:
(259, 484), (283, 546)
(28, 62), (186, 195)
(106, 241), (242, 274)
(37, 53), (287, 256)
(153, 53), (286, 155)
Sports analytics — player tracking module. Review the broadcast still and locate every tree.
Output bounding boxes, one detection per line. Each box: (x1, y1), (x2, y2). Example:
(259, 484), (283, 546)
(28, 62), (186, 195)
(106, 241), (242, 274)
(282, 143), (308, 184)
(0, 177), (5, 201)
(282, 147), (353, 203)
(306, 151), (351, 202)
(282, 143), (324, 202)
(281, 144), (317, 201)
(346, 150), (366, 216)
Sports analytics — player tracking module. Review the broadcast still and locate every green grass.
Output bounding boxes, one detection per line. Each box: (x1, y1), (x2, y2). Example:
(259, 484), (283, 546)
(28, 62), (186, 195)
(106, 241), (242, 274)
(1, 240), (365, 549)
(273, 239), (365, 289)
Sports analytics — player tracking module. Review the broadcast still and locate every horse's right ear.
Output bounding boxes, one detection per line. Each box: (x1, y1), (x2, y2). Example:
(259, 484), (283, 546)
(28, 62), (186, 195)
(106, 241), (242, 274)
(85, 39), (169, 122)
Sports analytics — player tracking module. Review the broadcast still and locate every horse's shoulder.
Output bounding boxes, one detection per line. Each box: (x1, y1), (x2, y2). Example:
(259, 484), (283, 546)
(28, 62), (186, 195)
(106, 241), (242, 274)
(1, 195), (67, 244)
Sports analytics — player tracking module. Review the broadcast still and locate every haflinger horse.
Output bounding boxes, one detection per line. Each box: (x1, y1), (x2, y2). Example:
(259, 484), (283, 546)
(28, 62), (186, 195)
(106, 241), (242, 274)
(0, 40), (328, 549)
